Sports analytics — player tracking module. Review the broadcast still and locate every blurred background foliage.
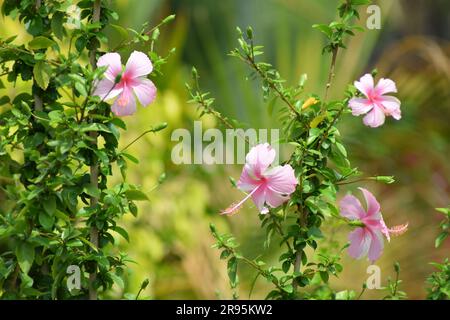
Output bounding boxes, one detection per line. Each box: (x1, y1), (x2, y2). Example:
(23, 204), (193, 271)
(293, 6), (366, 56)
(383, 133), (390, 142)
(0, 0), (449, 299)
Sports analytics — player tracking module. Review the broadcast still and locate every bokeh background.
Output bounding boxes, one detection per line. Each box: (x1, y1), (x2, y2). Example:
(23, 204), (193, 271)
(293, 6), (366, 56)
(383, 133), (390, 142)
(1, 0), (449, 299)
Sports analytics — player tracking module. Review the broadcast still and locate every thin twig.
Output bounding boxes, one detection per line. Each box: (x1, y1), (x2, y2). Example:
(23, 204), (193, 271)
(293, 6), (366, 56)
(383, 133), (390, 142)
(244, 54), (300, 117)
(323, 47), (338, 106)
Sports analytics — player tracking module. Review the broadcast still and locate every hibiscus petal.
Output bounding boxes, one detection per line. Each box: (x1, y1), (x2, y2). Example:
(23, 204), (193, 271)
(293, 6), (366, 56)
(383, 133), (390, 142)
(367, 230), (384, 262)
(237, 166), (261, 192)
(354, 74), (374, 98)
(379, 96), (401, 120)
(375, 78), (397, 95)
(358, 188), (381, 218)
(265, 188), (290, 208)
(93, 79), (122, 100)
(111, 87), (136, 116)
(348, 98), (373, 116)
(132, 78), (157, 107)
(348, 228), (371, 259)
(264, 165), (297, 194)
(245, 143), (276, 177)
(97, 52), (122, 82)
(125, 51), (153, 78)
(251, 186), (266, 212)
(363, 106), (385, 128)
(339, 194), (366, 219)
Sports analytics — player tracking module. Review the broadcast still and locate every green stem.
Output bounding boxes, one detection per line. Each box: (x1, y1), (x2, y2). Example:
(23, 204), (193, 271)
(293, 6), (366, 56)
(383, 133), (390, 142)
(392, 267), (400, 296)
(357, 284), (367, 300)
(322, 47), (338, 107)
(121, 129), (154, 152)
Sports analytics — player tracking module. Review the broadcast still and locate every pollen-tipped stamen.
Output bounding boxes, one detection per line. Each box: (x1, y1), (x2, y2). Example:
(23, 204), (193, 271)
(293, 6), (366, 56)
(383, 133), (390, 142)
(388, 223), (408, 237)
(220, 184), (261, 216)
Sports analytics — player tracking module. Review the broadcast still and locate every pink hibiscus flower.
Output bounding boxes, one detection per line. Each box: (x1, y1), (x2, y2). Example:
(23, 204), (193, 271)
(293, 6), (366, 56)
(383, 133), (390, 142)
(221, 143), (298, 215)
(339, 188), (408, 262)
(93, 51), (156, 116)
(348, 74), (401, 128)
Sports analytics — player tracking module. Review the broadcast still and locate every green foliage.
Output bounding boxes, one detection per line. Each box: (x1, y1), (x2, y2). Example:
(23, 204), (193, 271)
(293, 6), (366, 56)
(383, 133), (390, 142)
(426, 259), (450, 300)
(0, 0), (173, 299)
(191, 0), (379, 300)
(425, 207), (450, 300)
(382, 262), (407, 300)
(434, 207), (450, 248)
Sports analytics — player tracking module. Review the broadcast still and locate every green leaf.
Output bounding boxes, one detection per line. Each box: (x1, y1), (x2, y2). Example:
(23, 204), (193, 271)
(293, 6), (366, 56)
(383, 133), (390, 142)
(307, 128), (321, 146)
(310, 114), (326, 128)
(110, 117), (127, 130)
(78, 237), (98, 252)
(220, 250), (231, 260)
(0, 95), (10, 106)
(29, 36), (56, 50)
(20, 272), (34, 289)
(227, 257), (238, 288)
(282, 284), (294, 294)
(16, 242), (35, 274)
(351, 0), (371, 5)
(125, 189), (149, 201)
(121, 152), (139, 164)
(312, 24), (332, 38)
(436, 207), (450, 216)
(38, 212), (54, 230)
(307, 226), (323, 239)
(51, 11), (64, 40)
(110, 273), (125, 289)
(282, 260), (291, 273)
(320, 271), (329, 283)
(435, 232), (448, 248)
(335, 290), (355, 300)
(83, 185), (101, 198)
(80, 123), (112, 133)
(112, 226), (130, 242)
(74, 82), (88, 96)
(43, 196), (56, 215)
(33, 61), (52, 90)
(335, 142), (347, 157)
(110, 24), (129, 42)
